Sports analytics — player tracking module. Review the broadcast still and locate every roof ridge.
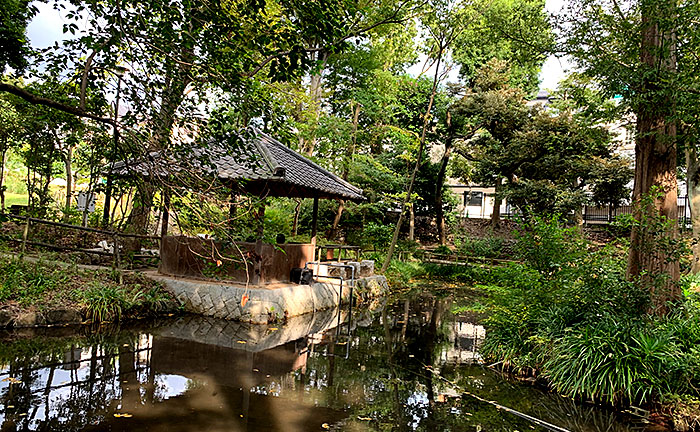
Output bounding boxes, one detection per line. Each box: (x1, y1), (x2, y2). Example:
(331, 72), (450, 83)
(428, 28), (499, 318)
(245, 127), (283, 177)
(253, 128), (363, 195)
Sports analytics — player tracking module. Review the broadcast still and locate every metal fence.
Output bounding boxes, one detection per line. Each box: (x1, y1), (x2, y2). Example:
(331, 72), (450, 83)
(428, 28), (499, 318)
(582, 196), (691, 227)
(500, 196), (692, 227)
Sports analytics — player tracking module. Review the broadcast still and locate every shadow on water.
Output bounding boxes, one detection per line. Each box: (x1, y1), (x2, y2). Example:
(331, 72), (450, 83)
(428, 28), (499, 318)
(0, 289), (647, 432)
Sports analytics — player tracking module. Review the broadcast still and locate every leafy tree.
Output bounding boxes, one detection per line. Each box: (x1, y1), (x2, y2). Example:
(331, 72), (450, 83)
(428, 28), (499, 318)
(451, 61), (620, 222)
(0, 0), (38, 72)
(0, 95), (22, 210)
(452, 0), (553, 93)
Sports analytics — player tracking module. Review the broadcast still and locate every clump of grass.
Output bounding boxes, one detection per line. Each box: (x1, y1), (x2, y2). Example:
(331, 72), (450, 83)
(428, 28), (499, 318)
(75, 282), (128, 322)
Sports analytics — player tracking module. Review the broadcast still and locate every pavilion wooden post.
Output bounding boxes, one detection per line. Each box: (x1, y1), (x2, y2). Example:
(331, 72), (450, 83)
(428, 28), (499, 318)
(253, 202), (265, 285)
(311, 197), (319, 262)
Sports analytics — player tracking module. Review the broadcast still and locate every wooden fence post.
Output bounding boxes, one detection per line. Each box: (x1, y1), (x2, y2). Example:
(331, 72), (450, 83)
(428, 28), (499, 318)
(113, 233), (123, 284)
(20, 216), (30, 258)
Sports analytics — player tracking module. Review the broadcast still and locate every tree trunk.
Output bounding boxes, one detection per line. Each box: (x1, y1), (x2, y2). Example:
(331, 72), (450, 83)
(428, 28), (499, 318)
(435, 131), (454, 245)
(330, 200), (344, 241)
(292, 199), (301, 236)
(491, 178), (502, 227)
(0, 147), (6, 212)
(382, 47), (445, 272)
(127, 40), (194, 238)
(408, 203), (415, 241)
(330, 101), (360, 240)
(300, 49), (328, 156)
(627, 0), (680, 315)
(687, 145), (700, 273)
(63, 145), (73, 220)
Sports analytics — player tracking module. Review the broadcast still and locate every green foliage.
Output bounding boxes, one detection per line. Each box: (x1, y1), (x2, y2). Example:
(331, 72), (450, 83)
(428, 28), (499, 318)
(383, 259), (425, 288)
(423, 263), (487, 283)
(513, 214), (585, 273)
(359, 222), (394, 249)
(479, 215), (700, 405)
(544, 317), (689, 405)
(455, 235), (504, 259)
(0, 0), (38, 71)
(0, 258), (67, 306)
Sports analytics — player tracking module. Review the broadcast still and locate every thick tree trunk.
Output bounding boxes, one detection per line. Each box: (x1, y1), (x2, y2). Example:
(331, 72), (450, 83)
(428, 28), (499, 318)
(627, 0), (680, 315)
(686, 146), (700, 273)
(127, 39), (194, 238)
(435, 132), (453, 246)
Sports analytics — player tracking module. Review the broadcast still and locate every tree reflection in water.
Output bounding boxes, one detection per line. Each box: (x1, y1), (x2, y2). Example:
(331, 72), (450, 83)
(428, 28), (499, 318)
(0, 292), (643, 431)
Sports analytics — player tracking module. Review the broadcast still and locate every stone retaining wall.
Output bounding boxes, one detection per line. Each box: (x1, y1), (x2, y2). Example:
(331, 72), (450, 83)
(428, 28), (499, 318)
(152, 274), (389, 324)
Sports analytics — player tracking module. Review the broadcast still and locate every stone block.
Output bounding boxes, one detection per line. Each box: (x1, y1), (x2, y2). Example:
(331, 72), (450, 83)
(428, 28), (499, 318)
(328, 266), (347, 279)
(15, 312), (45, 327)
(0, 309), (13, 327)
(44, 308), (81, 325)
(346, 261), (361, 278)
(360, 260), (374, 277)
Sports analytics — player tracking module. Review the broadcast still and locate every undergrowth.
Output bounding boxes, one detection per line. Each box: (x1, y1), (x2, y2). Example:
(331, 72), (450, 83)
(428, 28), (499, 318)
(0, 255), (175, 322)
(478, 214), (700, 407)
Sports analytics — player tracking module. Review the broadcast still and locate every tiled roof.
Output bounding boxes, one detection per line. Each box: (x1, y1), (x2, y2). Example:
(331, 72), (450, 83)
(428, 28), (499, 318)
(110, 127), (365, 201)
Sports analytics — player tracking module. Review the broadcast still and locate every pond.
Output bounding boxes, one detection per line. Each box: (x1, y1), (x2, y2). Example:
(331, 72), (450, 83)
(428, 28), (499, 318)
(0, 288), (645, 431)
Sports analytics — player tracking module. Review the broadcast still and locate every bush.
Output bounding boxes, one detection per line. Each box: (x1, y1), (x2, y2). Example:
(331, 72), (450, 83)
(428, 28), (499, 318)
(360, 222), (393, 249)
(455, 235), (505, 259)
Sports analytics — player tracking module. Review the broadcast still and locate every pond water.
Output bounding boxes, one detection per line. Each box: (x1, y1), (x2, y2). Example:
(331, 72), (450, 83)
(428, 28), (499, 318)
(0, 289), (645, 432)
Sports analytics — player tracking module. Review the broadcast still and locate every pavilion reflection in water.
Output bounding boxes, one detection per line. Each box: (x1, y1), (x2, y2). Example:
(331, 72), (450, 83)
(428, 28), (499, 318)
(0, 302), (487, 432)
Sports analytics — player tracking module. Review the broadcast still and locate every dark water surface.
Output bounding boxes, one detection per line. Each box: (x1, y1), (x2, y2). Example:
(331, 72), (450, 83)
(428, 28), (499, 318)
(0, 290), (643, 431)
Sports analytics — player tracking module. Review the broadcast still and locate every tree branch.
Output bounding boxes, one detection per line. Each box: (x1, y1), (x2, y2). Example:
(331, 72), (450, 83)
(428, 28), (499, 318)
(0, 82), (115, 125)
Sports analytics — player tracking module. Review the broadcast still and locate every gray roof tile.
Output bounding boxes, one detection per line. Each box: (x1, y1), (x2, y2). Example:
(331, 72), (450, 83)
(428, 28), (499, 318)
(110, 127), (365, 201)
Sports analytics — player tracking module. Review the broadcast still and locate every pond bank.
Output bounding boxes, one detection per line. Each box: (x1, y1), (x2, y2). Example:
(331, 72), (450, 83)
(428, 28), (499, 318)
(0, 253), (390, 328)
(0, 255), (178, 328)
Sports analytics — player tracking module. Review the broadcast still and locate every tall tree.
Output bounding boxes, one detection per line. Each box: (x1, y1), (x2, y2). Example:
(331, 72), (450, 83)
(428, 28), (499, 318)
(561, 0), (683, 313)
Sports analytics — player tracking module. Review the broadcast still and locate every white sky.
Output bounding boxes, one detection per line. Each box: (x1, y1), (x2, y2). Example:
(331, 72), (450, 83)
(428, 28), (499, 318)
(26, 0), (574, 91)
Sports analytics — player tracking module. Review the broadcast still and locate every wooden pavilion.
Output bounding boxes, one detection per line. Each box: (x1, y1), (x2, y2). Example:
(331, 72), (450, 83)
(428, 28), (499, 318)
(110, 127), (365, 285)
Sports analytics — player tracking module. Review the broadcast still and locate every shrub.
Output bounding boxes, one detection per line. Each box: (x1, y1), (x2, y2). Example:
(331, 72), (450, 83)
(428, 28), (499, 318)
(360, 222), (393, 249)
